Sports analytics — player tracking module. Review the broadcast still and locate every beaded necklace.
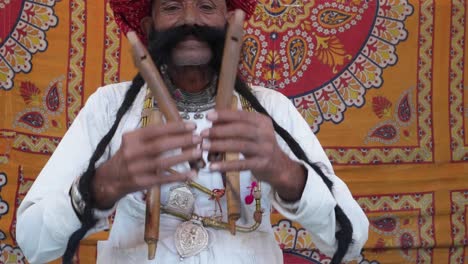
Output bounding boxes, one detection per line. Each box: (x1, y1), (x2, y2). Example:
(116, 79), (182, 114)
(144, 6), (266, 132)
(160, 65), (217, 120)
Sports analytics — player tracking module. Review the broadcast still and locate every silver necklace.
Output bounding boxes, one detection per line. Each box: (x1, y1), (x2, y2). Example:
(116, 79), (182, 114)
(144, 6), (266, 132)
(158, 65), (217, 120)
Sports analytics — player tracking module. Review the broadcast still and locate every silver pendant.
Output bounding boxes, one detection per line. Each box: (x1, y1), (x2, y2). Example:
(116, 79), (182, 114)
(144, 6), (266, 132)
(181, 111), (190, 120)
(194, 112), (204, 119)
(164, 185), (196, 219)
(175, 220), (209, 259)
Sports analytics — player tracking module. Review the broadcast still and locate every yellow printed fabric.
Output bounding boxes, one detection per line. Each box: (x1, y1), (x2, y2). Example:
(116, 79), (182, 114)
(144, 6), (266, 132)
(0, 0), (467, 263)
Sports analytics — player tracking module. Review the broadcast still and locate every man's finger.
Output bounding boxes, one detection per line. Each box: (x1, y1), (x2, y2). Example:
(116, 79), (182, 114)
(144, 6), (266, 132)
(137, 133), (201, 158)
(153, 170), (196, 185)
(138, 121), (196, 142)
(209, 159), (261, 173)
(206, 110), (265, 125)
(150, 148), (203, 172)
(201, 123), (258, 140)
(202, 139), (259, 156)
(127, 148), (202, 175)
(136, 170), (196, 188)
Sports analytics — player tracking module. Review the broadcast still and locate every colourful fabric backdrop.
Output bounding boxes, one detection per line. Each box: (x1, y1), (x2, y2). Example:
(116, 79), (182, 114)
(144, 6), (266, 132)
(0, 0), (467, 263)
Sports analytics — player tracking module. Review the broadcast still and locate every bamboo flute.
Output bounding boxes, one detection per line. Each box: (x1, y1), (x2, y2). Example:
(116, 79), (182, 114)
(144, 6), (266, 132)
(212, 9), (246, 235)
(127, 31), (187, 260)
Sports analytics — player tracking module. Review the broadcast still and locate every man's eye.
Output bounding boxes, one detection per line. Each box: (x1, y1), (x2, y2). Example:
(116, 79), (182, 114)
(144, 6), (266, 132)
(163, 5), (181, 12)
(199, 4), (215, 12)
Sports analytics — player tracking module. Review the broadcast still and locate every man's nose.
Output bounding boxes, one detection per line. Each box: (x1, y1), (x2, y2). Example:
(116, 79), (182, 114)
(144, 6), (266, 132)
(183, 5), (199, 26)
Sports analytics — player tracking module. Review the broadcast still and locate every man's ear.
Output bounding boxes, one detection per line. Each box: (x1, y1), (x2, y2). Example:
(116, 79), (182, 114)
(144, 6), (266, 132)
(140, 16), (153, 37)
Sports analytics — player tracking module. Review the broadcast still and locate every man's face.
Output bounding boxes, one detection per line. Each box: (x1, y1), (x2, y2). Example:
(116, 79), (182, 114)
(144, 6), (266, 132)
(151, 0), (228, 66)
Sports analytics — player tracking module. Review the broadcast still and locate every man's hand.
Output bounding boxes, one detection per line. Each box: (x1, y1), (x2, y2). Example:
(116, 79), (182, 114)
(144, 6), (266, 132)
(92, 121), (202, 209)
(201, 110), (307, 202)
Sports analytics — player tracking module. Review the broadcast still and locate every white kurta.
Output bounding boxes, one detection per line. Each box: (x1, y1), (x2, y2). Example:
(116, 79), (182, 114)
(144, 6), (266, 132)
(16, 82), (369, 264)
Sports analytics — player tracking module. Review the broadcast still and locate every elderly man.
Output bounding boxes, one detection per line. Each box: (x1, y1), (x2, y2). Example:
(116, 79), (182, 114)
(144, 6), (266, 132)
(16, 0), (369, 263)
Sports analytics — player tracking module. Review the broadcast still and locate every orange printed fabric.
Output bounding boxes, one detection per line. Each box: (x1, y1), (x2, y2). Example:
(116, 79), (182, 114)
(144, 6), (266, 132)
(0, 0), (467, 264)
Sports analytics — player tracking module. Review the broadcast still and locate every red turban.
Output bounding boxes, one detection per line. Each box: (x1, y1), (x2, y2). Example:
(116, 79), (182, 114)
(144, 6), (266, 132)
(109, 0), (257, 41)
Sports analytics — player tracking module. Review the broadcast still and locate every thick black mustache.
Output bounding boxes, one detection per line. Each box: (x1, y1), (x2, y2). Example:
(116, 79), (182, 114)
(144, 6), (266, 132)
(147, 25), (227, 70)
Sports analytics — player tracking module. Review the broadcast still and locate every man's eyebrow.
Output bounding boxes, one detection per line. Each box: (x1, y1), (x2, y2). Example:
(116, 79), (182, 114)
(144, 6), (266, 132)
(160, 0), (181, 3)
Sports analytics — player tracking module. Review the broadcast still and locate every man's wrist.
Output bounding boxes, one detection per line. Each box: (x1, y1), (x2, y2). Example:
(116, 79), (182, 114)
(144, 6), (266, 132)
(69, 177), (85, 220)
(93, 162), (120, 210)
(274, 160), (307, 202)
(69, 175), (117, 220)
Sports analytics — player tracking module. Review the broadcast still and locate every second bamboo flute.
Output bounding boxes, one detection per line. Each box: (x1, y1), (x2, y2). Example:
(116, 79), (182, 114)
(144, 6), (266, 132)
(214, 9), (246, 235)
(127, 31), (185, 260)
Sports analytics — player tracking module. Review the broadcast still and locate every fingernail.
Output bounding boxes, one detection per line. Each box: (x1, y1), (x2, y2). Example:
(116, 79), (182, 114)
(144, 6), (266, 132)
(206, 111), (218, 121)
(192, 135), (202, 144)
(185, 122), (196, 130)
(192, 148), (202, 157)
(200, 129), (210, 137)
(210, 163), (219, 171)
(202, 140), (211, 150)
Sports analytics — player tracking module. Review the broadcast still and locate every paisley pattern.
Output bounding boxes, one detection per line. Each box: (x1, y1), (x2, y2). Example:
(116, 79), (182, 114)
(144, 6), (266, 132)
(370, 216), (399, 234)
(400, 232), (414, 250)
(242, 35), (261, 76)
(0, 0), (58, 90)
(319, 9), (354, 28)
(356, 193), (435, 263)
(366, 120), (399, 144)
(397, 94), (412, 124)
(397, 230), (418, 261)
(18, 111), (45, 129)
(287, 37), (307, 75)
(366, 87), (415, 145)
(44, 78), (64, 115)
(45, 85), (60, 112)
(241, 0), (413, 132)
(13, 76), (64, 133)
(370, 124), (398, 141)
(313, 2), (367, 35)
(252, 0), (313, 33)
